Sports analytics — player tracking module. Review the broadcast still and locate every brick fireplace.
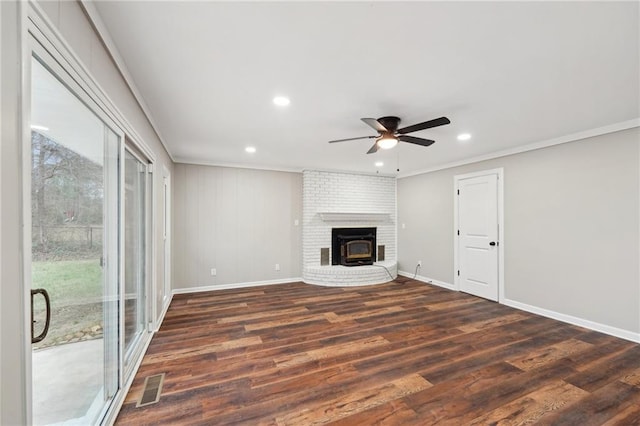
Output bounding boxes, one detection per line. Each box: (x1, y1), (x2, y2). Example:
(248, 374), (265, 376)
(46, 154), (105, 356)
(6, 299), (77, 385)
(302, 170), (397, 286)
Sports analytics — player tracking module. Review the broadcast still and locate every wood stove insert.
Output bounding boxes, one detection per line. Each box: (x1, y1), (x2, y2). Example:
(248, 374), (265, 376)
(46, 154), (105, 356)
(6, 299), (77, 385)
(331, 227), (377, 266)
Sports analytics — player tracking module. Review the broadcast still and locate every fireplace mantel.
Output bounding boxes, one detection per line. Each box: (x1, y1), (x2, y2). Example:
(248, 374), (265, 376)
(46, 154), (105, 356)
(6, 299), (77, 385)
(318, 212), (390, 223)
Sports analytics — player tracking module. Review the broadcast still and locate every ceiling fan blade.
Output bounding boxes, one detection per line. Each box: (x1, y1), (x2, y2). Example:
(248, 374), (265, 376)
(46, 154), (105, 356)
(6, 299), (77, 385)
(398, 135), (435, 147)
(397, 116), (450, 134)
(361, 118), (388, 132)
(366, 141), (379, 154)
(328, 135), (376, 143)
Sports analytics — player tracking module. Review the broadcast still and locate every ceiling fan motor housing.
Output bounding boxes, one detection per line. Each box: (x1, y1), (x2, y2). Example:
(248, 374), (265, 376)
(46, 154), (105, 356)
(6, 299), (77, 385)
(377, 116), (401, 133)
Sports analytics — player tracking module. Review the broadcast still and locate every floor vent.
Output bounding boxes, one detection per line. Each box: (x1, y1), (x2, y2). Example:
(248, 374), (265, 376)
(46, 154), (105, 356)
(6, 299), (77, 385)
(136, 373), (165, 407)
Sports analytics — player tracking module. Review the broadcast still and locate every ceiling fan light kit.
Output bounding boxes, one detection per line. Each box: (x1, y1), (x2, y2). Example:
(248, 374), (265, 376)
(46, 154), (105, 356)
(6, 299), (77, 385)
(329, 115), (450, 154)
(377, 136), (398, 150)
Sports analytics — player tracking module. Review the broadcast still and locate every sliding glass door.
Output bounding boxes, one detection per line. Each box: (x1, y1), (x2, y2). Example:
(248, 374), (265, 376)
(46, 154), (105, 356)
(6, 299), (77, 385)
(123, 148), (149, 371)
(28, 19), (155, 426)
(30, 56), (119, 425)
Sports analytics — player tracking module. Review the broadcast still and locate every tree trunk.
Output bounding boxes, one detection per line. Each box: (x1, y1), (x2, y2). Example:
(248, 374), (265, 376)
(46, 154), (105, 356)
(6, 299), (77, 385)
(35, 133), (47, 248)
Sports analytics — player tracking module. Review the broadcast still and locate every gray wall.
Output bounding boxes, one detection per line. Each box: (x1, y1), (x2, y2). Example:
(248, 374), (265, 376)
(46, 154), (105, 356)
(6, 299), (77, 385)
(1, 2), (26, 422)
(398, 127), (640, 333)
(173, 164), (302, 289)
(1, 1), (175, 423)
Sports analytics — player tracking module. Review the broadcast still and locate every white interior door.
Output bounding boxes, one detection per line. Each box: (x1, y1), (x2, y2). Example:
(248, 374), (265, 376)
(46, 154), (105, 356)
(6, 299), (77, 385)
(456, 171), (501, 301)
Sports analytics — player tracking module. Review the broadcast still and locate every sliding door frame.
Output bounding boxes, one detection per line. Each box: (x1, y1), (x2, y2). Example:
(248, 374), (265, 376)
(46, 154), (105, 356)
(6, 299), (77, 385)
(121, 142), (154, 381)
(160, 165), (172, 329)
(23, 2), (158, 424)
(25, 40), (126, 426)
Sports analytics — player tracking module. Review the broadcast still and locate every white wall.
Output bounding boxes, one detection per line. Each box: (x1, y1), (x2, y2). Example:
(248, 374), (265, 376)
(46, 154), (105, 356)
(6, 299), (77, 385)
(173, 164), (302, 290)
(398, 127), (640, 335)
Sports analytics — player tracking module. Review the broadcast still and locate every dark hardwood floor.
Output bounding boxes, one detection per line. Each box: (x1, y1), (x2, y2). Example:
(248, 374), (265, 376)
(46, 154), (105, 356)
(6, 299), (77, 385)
(115, 278), (640, 425)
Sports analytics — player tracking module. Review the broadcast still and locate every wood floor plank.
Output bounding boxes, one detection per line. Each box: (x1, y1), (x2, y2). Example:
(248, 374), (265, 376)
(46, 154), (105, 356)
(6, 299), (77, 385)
(535, 380), (640, 425)
(323, 305), (405, 322)
(327, 400), (420, 426)
(244, 314), (328, 331)
(217, 306), (310, 324)
(115, 280), (640, 425)
(602, 403), (640, 425)
(400, 362), (524, 419)
(408, 359), (578, 424)
(507, 338), (594, 371)
(620, 367), (640, 387)
(424, 297), (484, 311)
(184, 290), (265, 304)
(292, 292), (362, 305)
(467, 380), (588, 425)
(274, 335), (389, 368)
(565, 345), (640, 392)
(274, 374), (431, 425)
(142, 336), (263, 365)
(456, 312), (530, 333)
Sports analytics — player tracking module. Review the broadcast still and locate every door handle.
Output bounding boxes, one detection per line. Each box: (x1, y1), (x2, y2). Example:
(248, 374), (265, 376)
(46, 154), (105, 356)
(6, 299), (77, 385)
(489, 241), (497, 246)
(31, 288), (51, 344)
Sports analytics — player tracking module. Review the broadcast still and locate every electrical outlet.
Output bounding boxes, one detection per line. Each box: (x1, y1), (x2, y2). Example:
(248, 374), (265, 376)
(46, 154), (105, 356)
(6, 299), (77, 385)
(275, 263), (280, 271)
(417, 261), (422, 267)
(210, 268), (217, 276)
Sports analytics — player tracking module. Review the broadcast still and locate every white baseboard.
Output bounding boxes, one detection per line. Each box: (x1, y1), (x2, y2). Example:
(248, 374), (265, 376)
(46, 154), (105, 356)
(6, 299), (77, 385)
(397, 271), (456, 290)
(172, 277), (303, 295)
(502, 298), (640, 344)
(397, 270), (640, 343)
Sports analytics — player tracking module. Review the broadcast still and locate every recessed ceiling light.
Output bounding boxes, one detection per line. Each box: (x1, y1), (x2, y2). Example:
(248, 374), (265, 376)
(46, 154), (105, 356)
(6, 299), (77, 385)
(273, 96), (290, 107)
(457, 133), (472, 141)
(245, 146), (256, 153)
(30, 124), (49, 131)
(375, 161), (384, 167)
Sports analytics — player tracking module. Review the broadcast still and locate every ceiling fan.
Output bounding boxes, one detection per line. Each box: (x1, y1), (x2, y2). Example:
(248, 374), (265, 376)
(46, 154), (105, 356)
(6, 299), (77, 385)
(329, 116), (450, 154)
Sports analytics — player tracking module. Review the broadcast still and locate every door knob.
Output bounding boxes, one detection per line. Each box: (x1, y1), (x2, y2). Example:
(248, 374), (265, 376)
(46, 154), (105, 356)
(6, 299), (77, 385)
(489, 241), (497, 246)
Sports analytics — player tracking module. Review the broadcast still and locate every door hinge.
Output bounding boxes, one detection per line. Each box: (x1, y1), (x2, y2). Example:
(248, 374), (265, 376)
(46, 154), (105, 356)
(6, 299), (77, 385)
(457, 270), (460, 276)
(457, 230), (460, 236)
(457, 189), (460, 195)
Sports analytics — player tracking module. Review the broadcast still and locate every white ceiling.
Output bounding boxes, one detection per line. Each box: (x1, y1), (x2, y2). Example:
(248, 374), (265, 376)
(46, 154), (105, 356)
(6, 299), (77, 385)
(93, 1), (639, 176)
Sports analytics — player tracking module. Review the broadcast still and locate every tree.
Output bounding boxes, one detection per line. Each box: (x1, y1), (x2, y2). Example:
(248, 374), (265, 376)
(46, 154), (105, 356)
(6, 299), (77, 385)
(31, 131), (103, 255)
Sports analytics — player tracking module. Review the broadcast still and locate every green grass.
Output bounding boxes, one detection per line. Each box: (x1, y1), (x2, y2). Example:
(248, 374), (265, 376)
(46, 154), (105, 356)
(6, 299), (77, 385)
(31, 259), (104, 349)
(32, 259), (103, 308)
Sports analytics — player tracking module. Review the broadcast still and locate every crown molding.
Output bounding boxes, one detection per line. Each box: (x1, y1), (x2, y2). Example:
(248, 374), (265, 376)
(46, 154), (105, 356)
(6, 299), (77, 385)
(398, 118), (640, 179)
(174, 157), (304, 174)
